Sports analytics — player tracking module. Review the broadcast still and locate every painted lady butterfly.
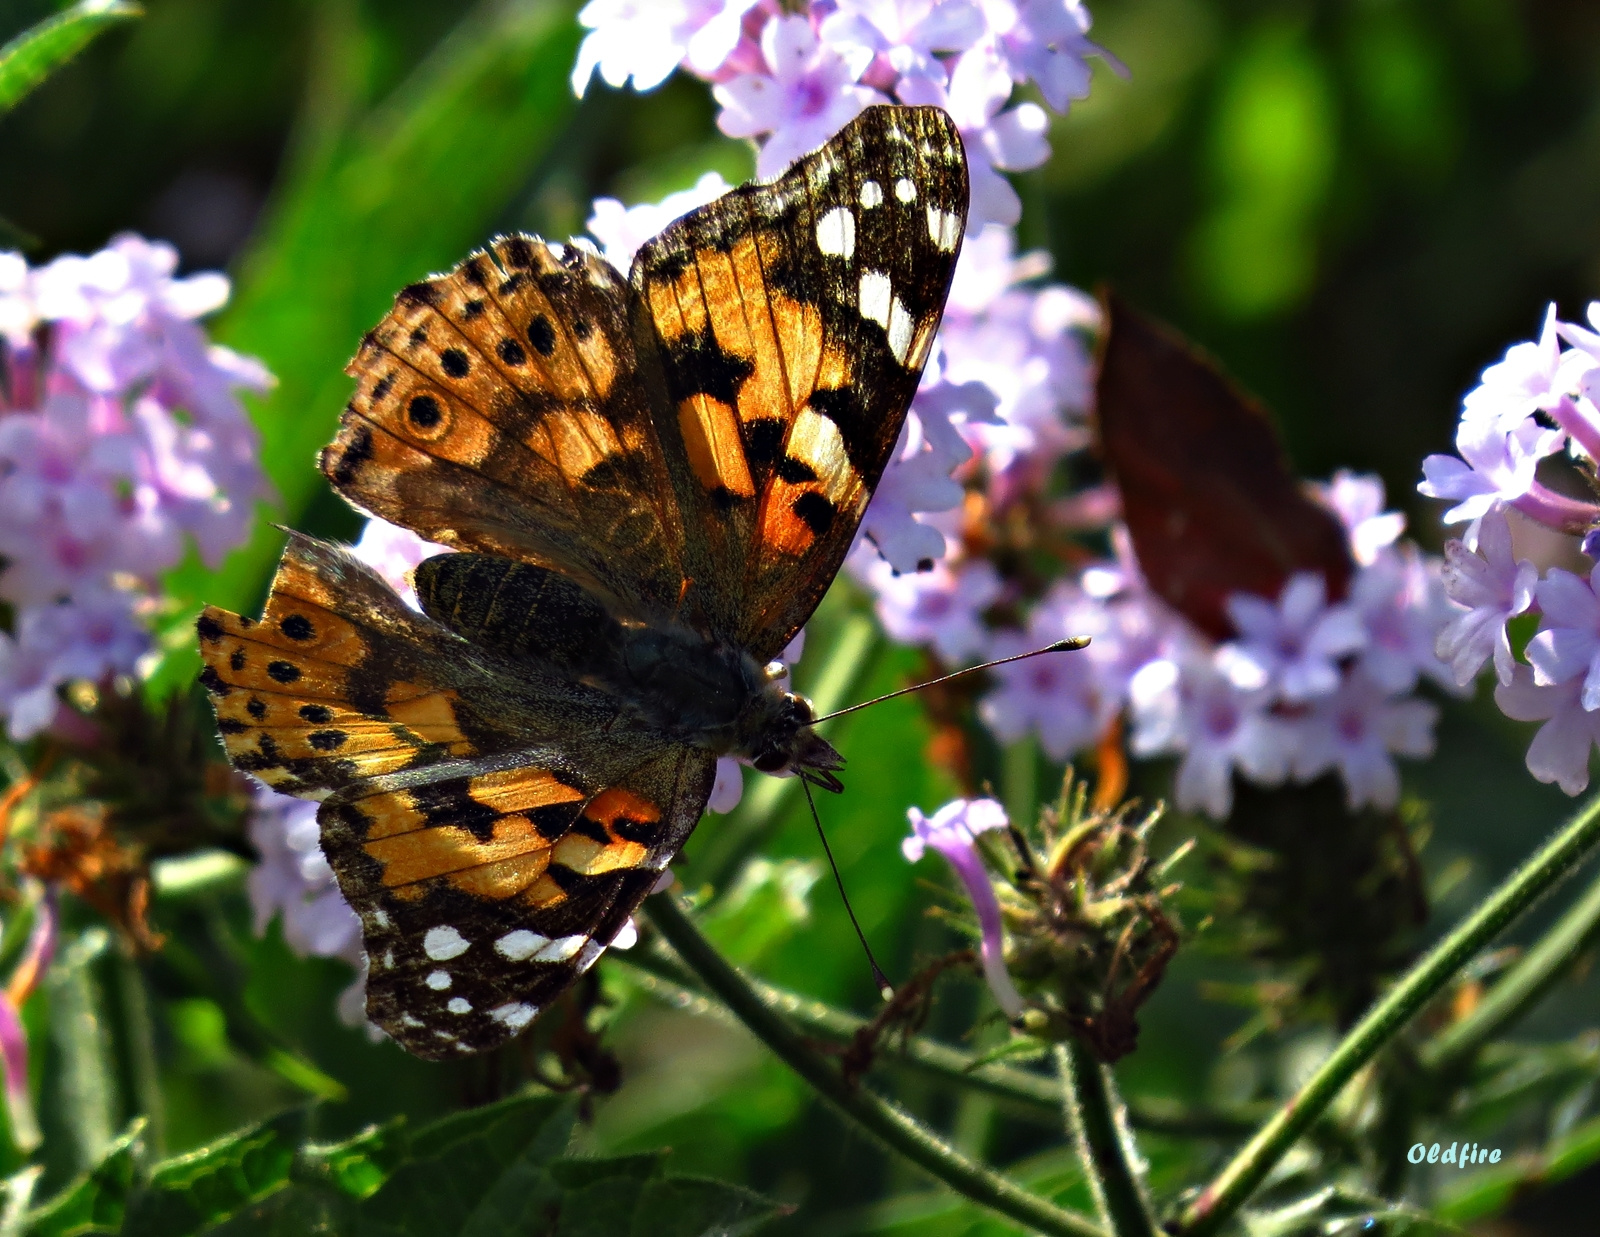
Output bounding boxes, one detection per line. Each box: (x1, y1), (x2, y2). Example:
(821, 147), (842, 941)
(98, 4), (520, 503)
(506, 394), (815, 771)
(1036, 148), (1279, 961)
(198, 105), (968, 1058)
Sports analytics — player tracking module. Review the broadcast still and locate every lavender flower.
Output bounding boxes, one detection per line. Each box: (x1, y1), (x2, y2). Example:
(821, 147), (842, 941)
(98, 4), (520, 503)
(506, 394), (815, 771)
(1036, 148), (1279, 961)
(1525, 564), (1600, 708)
(246, 785), (369, 1026)
(1435, 506), (1536, 687)
(1316, 469), (1406, 567)
(1495, 668), (1600, 796)
(979, 584), (1111, 759)
(0, 238), (269, 739)
(572, 0), (762, 96)
(0, 889), (56, 1152)
(1219, 572), (1366, 703)
(1129, 649), (1293, 820)
(902, 797), (1023, 1017)
(349, 516), (452, 609)
(587, 173), (732, 272)
(858, 555), (1002, 662)
(0, 590), (151, 740)
(1420, 302), (1600, 540)
(715, 15), (889, 177)
(1293, 671), (1438, 811)
(982, 0), (1119, 113)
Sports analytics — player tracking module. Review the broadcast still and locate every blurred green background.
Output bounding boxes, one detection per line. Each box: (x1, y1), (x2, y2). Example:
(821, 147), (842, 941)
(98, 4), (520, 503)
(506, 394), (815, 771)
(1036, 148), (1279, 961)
(6, 0), (1600, 1232)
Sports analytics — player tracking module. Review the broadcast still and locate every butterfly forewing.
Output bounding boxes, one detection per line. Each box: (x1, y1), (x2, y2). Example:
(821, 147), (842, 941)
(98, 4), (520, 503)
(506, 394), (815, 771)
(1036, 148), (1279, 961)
(630, 105), (968, 659)
(323, 236), (688, 619)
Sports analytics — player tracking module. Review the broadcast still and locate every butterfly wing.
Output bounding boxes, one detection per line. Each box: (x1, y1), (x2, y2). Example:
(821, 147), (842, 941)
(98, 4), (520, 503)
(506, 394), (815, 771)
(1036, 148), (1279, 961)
(323, 744), (711, 1059)
(198, 535), (714, 1055)
(629, 104), (969, 660)
(321, 236), (687, 618)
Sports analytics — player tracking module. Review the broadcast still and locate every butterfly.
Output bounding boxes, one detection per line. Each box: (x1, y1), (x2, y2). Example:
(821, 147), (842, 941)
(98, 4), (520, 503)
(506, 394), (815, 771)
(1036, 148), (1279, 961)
(197, 104), (969, 1059)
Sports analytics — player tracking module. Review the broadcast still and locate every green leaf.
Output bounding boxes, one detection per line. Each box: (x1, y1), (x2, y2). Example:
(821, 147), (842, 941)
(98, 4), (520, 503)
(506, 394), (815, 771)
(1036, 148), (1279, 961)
(150, 0), (580, 697)
(539, 1155), (665, 1237)
(120, 1111), (303, 1237)
(20, 1121), (142, 1237)
(0, 0), (141, 116)
(626, 1176), (786, 1237)
(298, 1119), (410, 1202)
(357, 1094), (576, 1236)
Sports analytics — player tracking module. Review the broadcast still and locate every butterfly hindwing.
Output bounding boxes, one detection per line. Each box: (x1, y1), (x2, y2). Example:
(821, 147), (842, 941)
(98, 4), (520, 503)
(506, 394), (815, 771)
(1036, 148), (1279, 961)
(631, 104), (968, 658)
(322, 746), (714, 1058)
(322, 236), (687, 617)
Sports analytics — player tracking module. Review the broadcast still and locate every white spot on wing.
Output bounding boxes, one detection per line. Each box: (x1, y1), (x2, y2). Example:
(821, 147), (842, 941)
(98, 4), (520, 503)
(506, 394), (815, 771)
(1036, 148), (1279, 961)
(815, 207), (855, 259)
(494, 929), (587, 963)
(859, 180), (883, 209)
(371, 909), (390, 929)
(575, 940), (605, 974)
(424, 925), (469, 960)
(547, 241), (565, 260)
(859, 270), (892, 330)
(495, 929), (549, 961)
(447, 997), (472, 1014)
(425, 970), (452, 990)
(895, 178), (917, 203)
(886, 295), (915, 365)
(490, 1002), (539, 1029)
(398, 1013), (423, 1028)
(926, 207), (961, 252)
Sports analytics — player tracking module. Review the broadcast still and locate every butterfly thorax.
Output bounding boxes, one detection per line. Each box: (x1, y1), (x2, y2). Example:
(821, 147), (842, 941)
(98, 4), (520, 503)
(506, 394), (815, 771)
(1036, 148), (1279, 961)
(613, 623), (844, 789)
(413, 551), (844, 789)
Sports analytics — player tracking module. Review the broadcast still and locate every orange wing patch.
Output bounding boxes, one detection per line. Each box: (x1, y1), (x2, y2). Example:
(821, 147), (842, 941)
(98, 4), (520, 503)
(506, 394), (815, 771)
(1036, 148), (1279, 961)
(197, 544), (472, 797)
(323, 234), (689, 617)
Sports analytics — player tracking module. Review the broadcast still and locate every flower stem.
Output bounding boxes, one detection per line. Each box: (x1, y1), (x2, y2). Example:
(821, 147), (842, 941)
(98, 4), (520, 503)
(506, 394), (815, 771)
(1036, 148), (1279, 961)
(643, 895), (1107, 1237)
(1057, 1043), (1159, 1237)
(616, 944), (1265, 1137)
(1177, 789), (1600, 1236)
(1421, 858), (1600, 1073)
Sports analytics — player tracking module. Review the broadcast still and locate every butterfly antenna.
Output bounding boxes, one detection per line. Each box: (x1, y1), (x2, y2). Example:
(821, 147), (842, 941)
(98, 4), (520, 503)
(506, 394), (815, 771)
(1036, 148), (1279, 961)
(808, 637), (1090, 725)
(802, 776), (894, 1000)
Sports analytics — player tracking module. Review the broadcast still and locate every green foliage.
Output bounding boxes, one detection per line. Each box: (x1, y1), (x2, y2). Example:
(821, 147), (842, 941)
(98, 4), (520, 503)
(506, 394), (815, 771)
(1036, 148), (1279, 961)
(18, 1095), (780, 1237)
(0, 0), (141, 117)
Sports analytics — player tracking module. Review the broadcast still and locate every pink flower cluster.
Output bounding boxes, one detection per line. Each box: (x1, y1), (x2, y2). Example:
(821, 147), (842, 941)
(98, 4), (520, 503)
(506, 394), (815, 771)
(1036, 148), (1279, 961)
(572, 0), (1121, 228)
(1422, 303), (1600, 795)
(0, 237), (271, 739)
(873, 463), (1453, 818)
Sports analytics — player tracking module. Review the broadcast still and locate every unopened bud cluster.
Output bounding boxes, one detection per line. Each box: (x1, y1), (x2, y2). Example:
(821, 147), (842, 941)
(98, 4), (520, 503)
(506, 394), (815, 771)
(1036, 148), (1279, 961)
(997, 776), (1183, 1063)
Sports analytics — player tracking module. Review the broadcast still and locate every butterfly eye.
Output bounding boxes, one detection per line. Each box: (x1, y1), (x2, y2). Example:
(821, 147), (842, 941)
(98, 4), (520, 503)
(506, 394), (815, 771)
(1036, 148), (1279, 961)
(753, 750), (788, 773)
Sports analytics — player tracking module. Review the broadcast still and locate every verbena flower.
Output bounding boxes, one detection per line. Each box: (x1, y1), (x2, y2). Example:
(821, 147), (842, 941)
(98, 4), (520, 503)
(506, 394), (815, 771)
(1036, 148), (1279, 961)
(1218, 572), (1366, 704)
(572, 0), (763, 96)
(246, 785), (369, 1026)
(1435, 507), (1536, 687)
(586, 172), (731, 272)
(715, 15), (889, 178)
(1419, 303), (1600, 794)
(902, 797), (1023, 1017)
(0, 238), (269, 740)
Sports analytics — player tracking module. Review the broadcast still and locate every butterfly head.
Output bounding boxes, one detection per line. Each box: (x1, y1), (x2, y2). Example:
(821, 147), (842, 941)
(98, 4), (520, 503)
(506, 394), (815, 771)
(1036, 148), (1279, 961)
(741, 686), (845, 793)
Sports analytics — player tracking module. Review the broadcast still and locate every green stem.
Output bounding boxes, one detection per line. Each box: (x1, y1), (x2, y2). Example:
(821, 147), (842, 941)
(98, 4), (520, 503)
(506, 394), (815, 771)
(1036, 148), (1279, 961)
(1422, 858), (1600, 1073)
(615, 944), (1263, 1137)
(1178, 788), (1600, 1237)
(643, 896), (1106, 1237)
(1057, 1043), (1159, 1237)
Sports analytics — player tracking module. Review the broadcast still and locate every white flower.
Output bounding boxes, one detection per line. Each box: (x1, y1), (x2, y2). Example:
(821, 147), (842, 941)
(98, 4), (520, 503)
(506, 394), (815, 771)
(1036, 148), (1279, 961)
(1436, 505), (1536, 687)
(1219, 573), (1367, 704)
